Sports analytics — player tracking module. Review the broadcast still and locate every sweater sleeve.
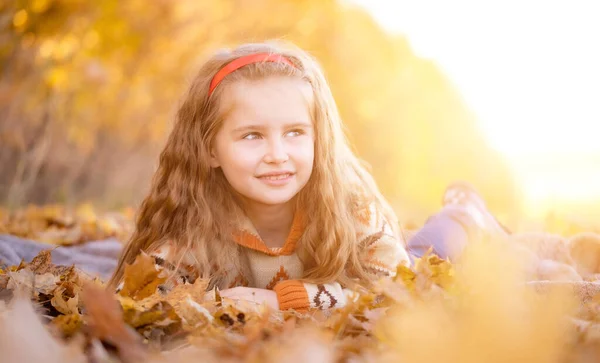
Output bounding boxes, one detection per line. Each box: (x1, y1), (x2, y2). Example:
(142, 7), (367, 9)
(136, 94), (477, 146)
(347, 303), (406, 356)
(274, 203), (410, 311)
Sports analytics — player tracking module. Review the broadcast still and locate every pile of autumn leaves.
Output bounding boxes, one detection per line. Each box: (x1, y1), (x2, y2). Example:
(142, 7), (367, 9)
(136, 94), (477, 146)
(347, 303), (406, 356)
(1, 246), (600, 363)
(0, 248), (430, 363)
(2, 205), (600, 362)
(0, 204), (134, 246)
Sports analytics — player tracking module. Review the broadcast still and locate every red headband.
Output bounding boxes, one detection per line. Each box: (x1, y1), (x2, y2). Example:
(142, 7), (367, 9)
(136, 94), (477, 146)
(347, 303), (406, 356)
(208, 53), (296, 96)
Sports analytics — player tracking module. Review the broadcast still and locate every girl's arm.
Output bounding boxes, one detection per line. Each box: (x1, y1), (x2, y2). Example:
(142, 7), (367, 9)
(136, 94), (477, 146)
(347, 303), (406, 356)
(219, 286), (279, 310)
(273, 206), (410, 311)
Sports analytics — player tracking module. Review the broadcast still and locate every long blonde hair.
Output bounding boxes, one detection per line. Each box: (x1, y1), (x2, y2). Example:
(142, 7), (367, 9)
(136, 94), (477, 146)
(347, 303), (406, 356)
(109, 41), (401, 289)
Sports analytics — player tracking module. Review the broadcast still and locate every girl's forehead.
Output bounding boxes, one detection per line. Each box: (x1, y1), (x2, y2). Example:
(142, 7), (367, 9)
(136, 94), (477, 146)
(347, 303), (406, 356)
(221, 77), (314, 127)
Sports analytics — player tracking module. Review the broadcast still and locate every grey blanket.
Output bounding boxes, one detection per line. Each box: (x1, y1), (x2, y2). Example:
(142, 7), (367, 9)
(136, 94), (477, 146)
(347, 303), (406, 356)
(0, 234), (123, 280)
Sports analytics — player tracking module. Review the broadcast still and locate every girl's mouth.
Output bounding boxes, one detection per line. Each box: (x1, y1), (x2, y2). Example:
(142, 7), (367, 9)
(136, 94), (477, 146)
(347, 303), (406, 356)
(257, 173), (295, 185)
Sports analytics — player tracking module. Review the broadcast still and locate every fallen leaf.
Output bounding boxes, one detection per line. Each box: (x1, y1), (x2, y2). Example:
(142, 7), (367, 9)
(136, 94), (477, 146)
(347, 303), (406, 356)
(140, 278), (209, 314)
(51, 287), (80, 315)
(81, 282), (147, 363)
(179, 296), (214, 328)
(119, 295), (180, 329)
(28, 249), (54, 274)
(51, 313), (83, 338)
(119, 253), (166, 300)
(0, 274), (8, 289)
(7, 269), (59, 295)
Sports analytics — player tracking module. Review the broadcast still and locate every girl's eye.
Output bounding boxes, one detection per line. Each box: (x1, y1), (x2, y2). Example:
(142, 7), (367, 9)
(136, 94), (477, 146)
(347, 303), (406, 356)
(286, 129), (304, 137)
(242, 132), (261, 140)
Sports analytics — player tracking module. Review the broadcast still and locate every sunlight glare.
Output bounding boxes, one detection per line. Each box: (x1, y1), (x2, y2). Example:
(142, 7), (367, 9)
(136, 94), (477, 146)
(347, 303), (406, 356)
(351, 0), (600, 218)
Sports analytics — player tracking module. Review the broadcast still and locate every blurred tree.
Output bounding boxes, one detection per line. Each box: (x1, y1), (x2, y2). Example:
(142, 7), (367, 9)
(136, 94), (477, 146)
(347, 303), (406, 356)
(0, 0), (519, 223)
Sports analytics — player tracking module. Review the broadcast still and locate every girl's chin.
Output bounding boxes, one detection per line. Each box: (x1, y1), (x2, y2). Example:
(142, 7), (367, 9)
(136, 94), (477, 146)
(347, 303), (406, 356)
(251, 197), (296, 207)
(244, 192), (299, 207)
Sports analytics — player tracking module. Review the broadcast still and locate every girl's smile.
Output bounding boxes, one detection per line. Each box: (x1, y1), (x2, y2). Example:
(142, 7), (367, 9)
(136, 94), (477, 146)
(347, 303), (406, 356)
(256, 171), (296, 186)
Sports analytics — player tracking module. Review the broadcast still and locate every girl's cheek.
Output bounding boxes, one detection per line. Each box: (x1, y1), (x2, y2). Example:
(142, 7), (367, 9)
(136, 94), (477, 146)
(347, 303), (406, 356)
(288, 136), (314, 150)
(232, 142), (261, 157)
(234, 148), (263, 168)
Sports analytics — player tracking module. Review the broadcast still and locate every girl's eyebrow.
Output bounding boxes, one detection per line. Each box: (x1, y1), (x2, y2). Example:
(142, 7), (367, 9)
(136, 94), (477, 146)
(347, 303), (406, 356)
(231, 122), (312, 134)
(284, 122), (313, 129)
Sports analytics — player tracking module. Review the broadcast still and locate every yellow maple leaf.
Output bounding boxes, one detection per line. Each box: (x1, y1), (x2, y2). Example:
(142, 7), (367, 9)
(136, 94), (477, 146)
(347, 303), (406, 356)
(119, 252), (166, 300)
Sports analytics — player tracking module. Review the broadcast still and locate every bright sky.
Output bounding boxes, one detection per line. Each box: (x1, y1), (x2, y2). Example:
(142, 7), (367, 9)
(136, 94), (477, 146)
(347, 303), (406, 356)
(351, 0), (600, 219)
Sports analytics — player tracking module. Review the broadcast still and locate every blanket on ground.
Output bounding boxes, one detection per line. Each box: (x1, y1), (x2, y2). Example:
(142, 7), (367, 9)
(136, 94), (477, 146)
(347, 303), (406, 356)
(0, 234), (122, 280)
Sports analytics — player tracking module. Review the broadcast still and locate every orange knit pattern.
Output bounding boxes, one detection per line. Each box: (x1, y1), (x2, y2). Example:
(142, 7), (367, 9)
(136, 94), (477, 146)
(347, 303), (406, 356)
(266, 266), (291, 290)
(272, 280), (310, 311)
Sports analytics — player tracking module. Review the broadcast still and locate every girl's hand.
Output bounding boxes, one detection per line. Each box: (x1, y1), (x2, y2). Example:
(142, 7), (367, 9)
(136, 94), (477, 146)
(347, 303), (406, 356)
(219, 287), (279, 310)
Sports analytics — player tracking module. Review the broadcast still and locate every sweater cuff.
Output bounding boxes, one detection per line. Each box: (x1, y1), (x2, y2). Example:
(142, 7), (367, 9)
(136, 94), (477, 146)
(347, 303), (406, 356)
(273, 280), (310, 311)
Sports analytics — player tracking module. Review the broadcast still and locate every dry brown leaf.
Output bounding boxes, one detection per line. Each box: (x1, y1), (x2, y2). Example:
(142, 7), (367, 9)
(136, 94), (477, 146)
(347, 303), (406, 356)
(119, 295), (180, 329)
(2, 204), (134, 245)
(7, 269), (59, 295)
(51, 287), (80, 315)
(28, 249), (54, 274)
(0, 274), (8, 289)
(119, 252), (166, 300)
(140, 278), (208, 312)
(14, 260), (27, 271)
(178, 296), (214, 328)
(133, 278), (212, 329)
(81, 282), (147, 363)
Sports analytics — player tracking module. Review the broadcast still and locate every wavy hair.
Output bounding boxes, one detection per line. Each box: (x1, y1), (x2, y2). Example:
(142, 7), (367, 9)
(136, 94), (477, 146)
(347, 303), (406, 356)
(108, 41), (401, 290)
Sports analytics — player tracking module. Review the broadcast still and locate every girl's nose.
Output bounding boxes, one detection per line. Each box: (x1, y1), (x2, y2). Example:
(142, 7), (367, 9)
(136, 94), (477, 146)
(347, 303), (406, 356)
(263, 138), (289, 164)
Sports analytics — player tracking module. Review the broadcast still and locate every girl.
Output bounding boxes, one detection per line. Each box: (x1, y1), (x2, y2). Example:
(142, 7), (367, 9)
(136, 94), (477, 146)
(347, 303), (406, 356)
(108, 41), (411, 311)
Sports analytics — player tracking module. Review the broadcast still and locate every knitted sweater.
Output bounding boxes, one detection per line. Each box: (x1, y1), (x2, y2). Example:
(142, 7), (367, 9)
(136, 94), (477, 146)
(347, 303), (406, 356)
(150, 203), (410, 312)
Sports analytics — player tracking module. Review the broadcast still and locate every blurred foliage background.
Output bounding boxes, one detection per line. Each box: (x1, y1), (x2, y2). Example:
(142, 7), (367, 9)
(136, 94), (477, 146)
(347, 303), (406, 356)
(1, 0), (521, 227)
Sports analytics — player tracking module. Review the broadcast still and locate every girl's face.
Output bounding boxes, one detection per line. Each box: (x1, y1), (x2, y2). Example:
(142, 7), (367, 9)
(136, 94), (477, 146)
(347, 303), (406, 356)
(210, 76), (315, 208)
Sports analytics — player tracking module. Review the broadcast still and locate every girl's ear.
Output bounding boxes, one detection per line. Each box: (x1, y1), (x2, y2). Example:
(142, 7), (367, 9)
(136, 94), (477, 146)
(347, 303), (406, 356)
(209, 148), (220, 168)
